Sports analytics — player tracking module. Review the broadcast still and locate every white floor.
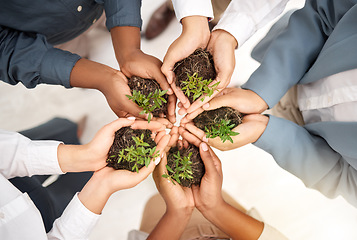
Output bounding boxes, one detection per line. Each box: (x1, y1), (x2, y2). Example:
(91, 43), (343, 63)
(1, 0), (357, 239)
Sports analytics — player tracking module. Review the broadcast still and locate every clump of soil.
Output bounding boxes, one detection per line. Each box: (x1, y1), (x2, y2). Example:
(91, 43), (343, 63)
(194, 107), (243, 142)
(166, 144), (205, 188)
(107, 126), (156, 171)
(173, 48), (216, 103)
(128, 76), (168, 117)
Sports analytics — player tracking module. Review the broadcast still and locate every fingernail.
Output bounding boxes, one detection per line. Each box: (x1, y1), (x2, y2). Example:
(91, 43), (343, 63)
(203, 103), (209, 109)
(155, 156), (161, 165)
(201, 143), (208, 152)
(203, 136), (208, 143)
(167, 88), (173, 94)
(127, 117), (136, 120)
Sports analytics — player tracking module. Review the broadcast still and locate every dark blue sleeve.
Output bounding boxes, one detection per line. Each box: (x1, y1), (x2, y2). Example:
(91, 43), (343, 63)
(95, 0), (142, 30)
(0, 26), (81, 88)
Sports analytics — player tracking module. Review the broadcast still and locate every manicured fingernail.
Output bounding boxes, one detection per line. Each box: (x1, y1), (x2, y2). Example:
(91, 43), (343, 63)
(155, 156), (161, 165)
(203, 136), (208, 142)
(127, 117), (136, 120)
(201, 143), (208, 152)
(203, 103), (209, 109)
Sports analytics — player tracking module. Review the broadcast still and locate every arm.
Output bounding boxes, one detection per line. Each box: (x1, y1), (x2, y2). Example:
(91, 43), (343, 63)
(255, 115), (357, 208)
(0, 25), (80, 89)
(193, 142), (288, 239)
(242, 0), (356, 108)
(148, 127), (195, 239)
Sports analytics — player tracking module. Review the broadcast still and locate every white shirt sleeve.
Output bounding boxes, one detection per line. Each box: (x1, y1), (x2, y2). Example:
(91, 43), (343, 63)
(48, 193), (100, 240)
(171, 0), (214, 22)
(213, 0), (290, 46)
(0, 130), (63, 179)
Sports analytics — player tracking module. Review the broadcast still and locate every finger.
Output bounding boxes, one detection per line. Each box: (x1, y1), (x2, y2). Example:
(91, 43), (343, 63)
(161, 58), (175, 84)
(178, 107), (187, 116)
(154, 134), (171, 166)
(207, 147), (222, 174)
(199, 142), (217, 175)
(101, 117), (136, 135)
(182, 107), (204, 123)
(154, 130), (167, 143)
(183, 138), (189, 149)
(151, 117), (173, 129)
(186, 87), (222, 114)
(150, 67), (173, 94)
(178, 101), (184, 109)
(167, 94), (177, 124)
(184, 123), (207, 143)
(171, 82), (190, 109)
(178, 126), (202, 147)
(119, 97), (149, 120)
(131, 120), (166, 132)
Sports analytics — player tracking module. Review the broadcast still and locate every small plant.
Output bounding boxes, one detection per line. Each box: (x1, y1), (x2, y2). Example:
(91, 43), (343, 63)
(162, 150), (194, 185)
(205, 119), (239, 143)
(126, 89), (168, 122)
(107, 133), (159, 173)
(181, 72), (220, 102)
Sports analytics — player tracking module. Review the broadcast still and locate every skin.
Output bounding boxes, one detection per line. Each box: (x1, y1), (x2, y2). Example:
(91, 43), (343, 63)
(111, 26), (176, 124)
(161, 16), (211, 110)
(179, 88), (269, 151)
(149, 128), (265, 239)
(58, 117), (171, 215)
(178, 29), (238, 115)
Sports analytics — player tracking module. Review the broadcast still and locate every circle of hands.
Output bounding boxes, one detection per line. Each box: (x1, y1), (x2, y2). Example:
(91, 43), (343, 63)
(84, 19), (270, 214)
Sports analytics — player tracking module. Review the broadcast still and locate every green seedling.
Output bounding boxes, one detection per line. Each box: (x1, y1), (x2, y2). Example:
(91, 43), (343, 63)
(162, 151), (194, 185)
(181, 73), (220, 102)
(205, 119), (239, 143)
(126, 89), (168, 122)
(107, 133), (159, 173)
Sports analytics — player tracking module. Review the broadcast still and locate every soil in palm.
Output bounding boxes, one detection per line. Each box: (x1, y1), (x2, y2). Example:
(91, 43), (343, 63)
(173, 48), (216, 103)
(107, 126), (156, 171)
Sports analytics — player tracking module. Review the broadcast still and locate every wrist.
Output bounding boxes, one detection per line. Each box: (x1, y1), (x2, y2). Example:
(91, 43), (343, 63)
(197, 197), (225, 219)
(211, 29), (238, 49)
(181, 16), (210, 44)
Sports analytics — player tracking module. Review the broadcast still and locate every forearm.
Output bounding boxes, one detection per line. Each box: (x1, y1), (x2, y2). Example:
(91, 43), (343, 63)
(148, 209), (192, 240)
(78, 174), (112, 215)
(110, 26), (141, 67)
(201, 201), (264, 240)
(69, 58), (120, 93)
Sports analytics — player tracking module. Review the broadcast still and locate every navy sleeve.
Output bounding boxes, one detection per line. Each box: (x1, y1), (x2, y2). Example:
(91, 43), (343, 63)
(95, 0), (142, 30)
(0, 26), (81, 88)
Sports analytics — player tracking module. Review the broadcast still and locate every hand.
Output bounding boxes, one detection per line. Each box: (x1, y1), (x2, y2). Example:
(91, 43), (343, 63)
(191, 142), (224, 214)
(178, 30), (238, 115)
(58, 118), (167, 173)
(153, 127), (195, 214)
(78, 131), (170, 215)
(181, 87), (269, 124)
(110, 26), (176, 124)
(162, 16), (211, 109)
(181, 114), (269, 151)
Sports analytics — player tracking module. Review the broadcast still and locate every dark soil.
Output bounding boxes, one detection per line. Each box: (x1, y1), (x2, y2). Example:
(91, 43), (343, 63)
(194, 106), (243, 132)
(173, 48), (216, 103)
(128, 76), (168, 117)
(106, 126), (156, 171)
(167, 144), (205, 188)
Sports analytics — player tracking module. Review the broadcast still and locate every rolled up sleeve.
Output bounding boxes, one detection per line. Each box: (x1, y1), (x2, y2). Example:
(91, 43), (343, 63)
(0, 26), (81, 89)
(96, 0), (142, 30)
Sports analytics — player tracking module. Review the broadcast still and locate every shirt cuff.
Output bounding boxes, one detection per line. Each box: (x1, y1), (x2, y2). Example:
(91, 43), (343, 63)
(40, 48), (81, 88)
(50, 193), (100, 239)
(172, 0), (214, 22)
(28, 140), (64, 175)
(213, 13), (256, 47)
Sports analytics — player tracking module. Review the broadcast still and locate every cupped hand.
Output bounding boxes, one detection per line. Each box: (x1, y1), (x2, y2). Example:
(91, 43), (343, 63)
(153, 127), (195, 213)
(178, 30), (238, 116)
(181, 114), (269, 151)
(181, 87), (268, 124)
(191, 142), (224, 213)
(162, 16), (211, 109)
